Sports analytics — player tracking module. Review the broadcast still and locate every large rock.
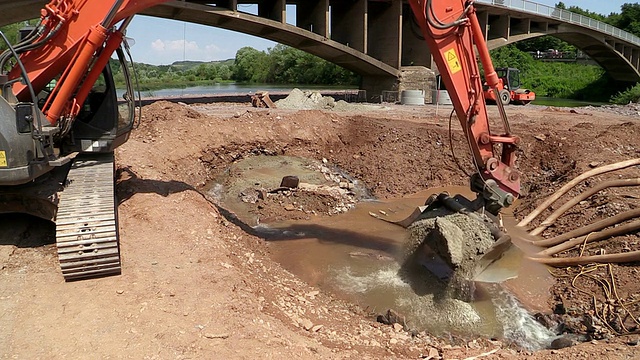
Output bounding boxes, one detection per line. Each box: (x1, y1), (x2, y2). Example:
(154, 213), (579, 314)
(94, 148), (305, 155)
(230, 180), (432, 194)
(405, 211), (495, 279)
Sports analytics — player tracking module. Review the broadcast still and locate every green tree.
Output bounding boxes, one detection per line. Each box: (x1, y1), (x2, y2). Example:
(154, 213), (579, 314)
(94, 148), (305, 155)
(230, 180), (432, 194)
(516, 36), (575, 54)
(233, 46), (270, 82)
(608, 3), (640, 37)
(217, 64), (232, 80)
(489, 45), (535, 73)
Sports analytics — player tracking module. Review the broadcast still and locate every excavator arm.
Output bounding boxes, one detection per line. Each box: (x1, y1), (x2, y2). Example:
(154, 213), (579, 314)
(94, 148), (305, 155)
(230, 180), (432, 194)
(10, 0), (170, 125)
(408, 0), (521, 209)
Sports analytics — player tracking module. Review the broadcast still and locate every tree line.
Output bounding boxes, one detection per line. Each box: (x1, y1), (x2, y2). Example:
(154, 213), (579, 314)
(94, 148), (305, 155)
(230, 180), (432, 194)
(110, 44), (359, 90)
(108, 44), (360, 91)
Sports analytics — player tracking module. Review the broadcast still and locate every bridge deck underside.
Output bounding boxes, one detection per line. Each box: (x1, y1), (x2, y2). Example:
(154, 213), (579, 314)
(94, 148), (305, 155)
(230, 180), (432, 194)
(142, 2), (398, 78)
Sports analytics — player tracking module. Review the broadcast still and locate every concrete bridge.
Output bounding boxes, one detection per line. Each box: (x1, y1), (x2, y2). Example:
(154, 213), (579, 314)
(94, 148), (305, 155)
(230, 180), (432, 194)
(1, 0), (639, 97)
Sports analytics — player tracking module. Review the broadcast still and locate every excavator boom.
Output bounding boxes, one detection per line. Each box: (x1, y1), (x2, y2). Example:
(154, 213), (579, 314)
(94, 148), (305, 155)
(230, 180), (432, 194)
(409, 0), (521, 208)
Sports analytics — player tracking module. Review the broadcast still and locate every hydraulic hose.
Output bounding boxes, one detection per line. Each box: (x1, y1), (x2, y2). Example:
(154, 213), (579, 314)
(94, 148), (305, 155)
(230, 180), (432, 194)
(518, 159), (640, 228)
(532, 250), (640, 267)
(535, 208), (640, 247)
(538, 219), (640, 256)
(530, 178), (640, 236)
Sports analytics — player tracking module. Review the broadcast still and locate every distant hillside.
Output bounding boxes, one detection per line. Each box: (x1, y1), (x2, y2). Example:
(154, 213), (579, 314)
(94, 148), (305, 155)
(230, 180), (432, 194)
(170, 59), (235, 71)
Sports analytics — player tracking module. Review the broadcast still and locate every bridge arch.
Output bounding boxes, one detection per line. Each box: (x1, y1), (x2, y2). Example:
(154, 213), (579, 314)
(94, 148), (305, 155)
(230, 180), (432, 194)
(475, 2), (640, 83)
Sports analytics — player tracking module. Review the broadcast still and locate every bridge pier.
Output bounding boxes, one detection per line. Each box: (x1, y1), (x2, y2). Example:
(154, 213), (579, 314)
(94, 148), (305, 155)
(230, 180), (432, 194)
(401, 4), (433, 69)
(297, 0), (329, 37)
(488, 14), (509, 40)
(510, 17), (530, 37)
(218, 0), (237, 11)
(331, 0), (367, 53)
(258, 0), (285, 23)
(633, 49), (640, 70)
(367, 0), (402, 68)
(361, 66), (435, 103)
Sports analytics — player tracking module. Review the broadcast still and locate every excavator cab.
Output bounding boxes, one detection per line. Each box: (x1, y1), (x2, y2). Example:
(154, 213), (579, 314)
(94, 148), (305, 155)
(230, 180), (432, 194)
(0, 41), (137, 187)
(64, 46), (137, 154)
(496, 67), (521, 91)
(484, 67), (535, 105)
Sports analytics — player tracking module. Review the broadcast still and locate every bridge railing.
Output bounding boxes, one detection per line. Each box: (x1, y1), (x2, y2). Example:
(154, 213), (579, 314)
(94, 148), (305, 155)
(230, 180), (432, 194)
(476, 0), (640, 47)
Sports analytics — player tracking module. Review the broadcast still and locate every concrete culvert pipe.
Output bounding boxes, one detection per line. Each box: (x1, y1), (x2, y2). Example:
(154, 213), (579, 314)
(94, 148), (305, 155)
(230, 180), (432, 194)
(401, 90), (425, 105)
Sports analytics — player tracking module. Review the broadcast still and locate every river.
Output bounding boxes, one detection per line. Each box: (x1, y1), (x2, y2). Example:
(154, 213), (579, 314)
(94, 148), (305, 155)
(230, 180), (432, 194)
(135, 83), (357, 98)
(531, 96), (606, 107)
(130, 83), (605, 108)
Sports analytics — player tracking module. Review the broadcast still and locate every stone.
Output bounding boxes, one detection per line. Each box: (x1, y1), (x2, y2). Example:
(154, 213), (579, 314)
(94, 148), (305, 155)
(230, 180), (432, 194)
(257, 189), (267, 200)
(300, 318), (314, 331)
(425, 347), (440, 359)
(284, 204), (296, 211)
(377, 309), (406, 325)
(432, 217), (466, 268)
(280, 176), (300, 189)
(203, 333), (229, 339)
(407, 211), (495, 279)
(550, 336), (575, 349)
(392, 323), (403, 332)
(311, 325), (323, 332)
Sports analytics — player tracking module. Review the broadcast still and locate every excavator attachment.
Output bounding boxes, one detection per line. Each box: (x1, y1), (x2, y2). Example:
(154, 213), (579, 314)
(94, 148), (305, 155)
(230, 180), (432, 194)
(372, 193), (514, 286)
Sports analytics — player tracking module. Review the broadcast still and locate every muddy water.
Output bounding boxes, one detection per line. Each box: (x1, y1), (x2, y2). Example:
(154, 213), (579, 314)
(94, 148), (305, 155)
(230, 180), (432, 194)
(208, 156), (557, 349)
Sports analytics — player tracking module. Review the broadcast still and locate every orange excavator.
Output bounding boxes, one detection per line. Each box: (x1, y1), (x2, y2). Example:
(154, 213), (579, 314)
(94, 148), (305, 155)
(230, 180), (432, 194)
(484, 67), (536, 105)
(0, 0), (521, 280)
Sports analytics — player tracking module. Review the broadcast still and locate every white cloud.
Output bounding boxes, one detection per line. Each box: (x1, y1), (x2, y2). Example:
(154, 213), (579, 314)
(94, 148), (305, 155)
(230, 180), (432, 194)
(149, 39), (228, 63)
(150, 39), (165, 51)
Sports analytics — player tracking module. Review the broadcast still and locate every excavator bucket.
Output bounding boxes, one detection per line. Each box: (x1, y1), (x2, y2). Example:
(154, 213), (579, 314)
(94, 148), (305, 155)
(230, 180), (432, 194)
(371, 192), (515, 285)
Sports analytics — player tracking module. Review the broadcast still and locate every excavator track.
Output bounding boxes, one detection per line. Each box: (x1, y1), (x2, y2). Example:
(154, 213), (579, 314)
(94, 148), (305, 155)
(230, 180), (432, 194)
(55, 153), (120, 281)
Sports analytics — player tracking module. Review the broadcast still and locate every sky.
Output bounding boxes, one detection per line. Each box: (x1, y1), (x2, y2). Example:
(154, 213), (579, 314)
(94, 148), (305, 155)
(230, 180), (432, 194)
(124, 0), (628, 66)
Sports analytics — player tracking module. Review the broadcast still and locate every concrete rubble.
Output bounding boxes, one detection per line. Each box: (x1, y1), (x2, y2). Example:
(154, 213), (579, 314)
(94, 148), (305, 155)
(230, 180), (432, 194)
(275, 88), (388, 111)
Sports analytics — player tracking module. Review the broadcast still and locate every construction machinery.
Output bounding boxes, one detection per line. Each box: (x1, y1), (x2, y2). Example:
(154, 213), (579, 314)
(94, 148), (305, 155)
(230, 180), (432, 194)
(0, 0), (522, 281)
(0, 0), (171, 280)
(484, 67), (536, 105)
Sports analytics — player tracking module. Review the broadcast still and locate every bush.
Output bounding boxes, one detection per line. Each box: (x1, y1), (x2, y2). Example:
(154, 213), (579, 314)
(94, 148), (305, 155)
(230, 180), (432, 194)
(611, 83), (640, 104)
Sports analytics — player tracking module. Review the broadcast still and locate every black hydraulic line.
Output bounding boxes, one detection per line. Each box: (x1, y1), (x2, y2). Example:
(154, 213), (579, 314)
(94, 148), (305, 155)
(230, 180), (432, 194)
(0, 31), (45, 153)
(426, 0), (472, 30)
